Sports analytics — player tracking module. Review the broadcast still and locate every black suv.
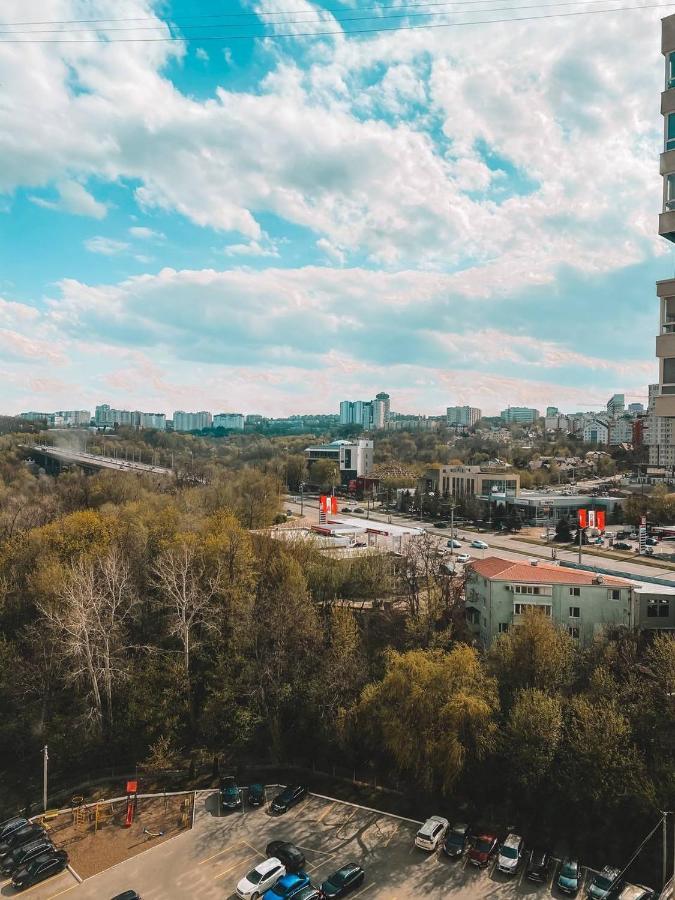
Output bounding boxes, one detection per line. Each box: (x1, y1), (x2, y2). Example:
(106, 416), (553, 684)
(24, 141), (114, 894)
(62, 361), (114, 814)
(0, 817), (28, 843)
(270, 784), (307, 814)
(12, 849), (68, 891)
(526, 847), (551, 882)
(0, 824), (47, 860)
(247, 783), (265, 806)
(443, 823), (471, 858)
(265, 841), (306, 873)
(1, 837), (53, 875)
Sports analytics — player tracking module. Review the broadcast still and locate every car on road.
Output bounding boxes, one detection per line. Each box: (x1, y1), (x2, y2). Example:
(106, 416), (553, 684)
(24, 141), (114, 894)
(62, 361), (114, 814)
(270, 784), (307, 814)
(496, 833), (524, 875)
(0, 818), (27, 843)
(556, 857), (582, 895)
(237, 857), (286, 899)
(468, 833), (499, 867)
(443, 823), (470, 858)
(320, 863), (365, 897)
(265, 842), (306, 874)
(11, 849), (68, 891)
(433, 522), (448, 528)
(220, 775), (242, 810)
(456, 553), (471, 564)
(341, 507), (352, 513)
(0, 824), (47, 860)
(353, 508), (365, 514)
(613, 542), (632, 551)
(262, 872), (310, 900)
(526, 847), (551, 882)
(617, 885), (657, 900)
(1, 837), (53, 875)
(248, 783), (265, 806)
(447, 539), (462, 548)
(415, 815), (449, 851)
(471, 539), (489, 550)
(588, 865), (622, 899)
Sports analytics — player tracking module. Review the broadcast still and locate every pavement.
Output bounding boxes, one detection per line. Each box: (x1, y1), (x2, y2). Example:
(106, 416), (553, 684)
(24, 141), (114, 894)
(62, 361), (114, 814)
(286, 497), (675, 583)
(0, 790), (601, 899)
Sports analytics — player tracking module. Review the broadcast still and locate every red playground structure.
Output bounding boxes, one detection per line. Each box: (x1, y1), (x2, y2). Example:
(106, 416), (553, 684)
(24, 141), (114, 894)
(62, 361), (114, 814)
(124, 780), (138, 828)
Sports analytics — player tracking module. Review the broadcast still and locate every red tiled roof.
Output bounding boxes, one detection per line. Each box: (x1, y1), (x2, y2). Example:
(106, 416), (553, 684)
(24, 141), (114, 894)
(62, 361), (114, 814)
(470, 556), (630, 587)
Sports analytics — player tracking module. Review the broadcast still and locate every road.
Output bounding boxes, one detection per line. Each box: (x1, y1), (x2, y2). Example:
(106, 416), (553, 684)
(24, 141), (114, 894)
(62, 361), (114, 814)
(284, 497), (675, 584)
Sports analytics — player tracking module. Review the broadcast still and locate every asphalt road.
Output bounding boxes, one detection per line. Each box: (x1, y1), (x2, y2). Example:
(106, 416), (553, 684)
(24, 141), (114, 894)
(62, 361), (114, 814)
(16, 790), (600, 900)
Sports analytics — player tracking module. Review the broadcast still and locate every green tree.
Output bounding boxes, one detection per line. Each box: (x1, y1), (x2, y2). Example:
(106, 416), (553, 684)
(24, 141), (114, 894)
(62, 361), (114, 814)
(310, 459), (340, 491)
(555, 517), (572, 542)
(503, 688), (562, 790)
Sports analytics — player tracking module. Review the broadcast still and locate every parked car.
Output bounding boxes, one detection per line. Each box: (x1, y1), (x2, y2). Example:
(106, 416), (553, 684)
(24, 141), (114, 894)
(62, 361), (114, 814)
(557, 857), (582, 895)
(320, 863), (365, 897)
(468, 833), (499, 867)
(247, 783), (265, 806)
(1, 838), (53, 875)
(11, 849), (69, 891)
(353, 508), (365, 514)
(443, 823), (470, 858)
(262, 872), (310, 900)
(270, 785), (307, 814)
(526, 847), (550, 882)
(237, 857), (286, 899)
(0, 817), (27, 843)
(111, 893), (142, 900)
(447, 539), (462, 549)
(588, 865), (622, 899)
(265, 842), (306, 874)
(646, 537), (658, 546)
(220, 776), (242, 810)
(433, 522), (448, 529)
(456, 553), (471, 564)
(0, 824), (47, 860)
(292, 889), (321, 900)
(471, 539), (489, 550)
(341, 508), (352, 513)
(617, 885), (657, 900)
(415, 816), (449, 851)
(497, 833), (524, 875)
(614, 542), (632, 551)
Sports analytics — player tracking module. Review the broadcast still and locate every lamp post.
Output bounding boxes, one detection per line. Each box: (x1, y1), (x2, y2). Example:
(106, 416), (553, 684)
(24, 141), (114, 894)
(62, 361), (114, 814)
(42, 745), (48, 812)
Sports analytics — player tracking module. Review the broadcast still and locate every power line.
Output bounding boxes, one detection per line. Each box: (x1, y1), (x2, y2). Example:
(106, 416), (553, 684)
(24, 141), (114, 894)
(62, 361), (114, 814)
(0, 0), (645, 35)
(0, 0), (673, 42)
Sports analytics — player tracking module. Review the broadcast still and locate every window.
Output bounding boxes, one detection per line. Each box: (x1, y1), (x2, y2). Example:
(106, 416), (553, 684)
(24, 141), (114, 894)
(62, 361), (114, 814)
(669, 52), (675, 89)
(498, 622), (510, 633)
(609, 589), (621, 601)
(514, 602), (551, 616)
(648, 600), (670, 618)
(667, 176), (675, 212)
(569, 606), (580, 618)
(568, 625), (580, 639)
(667, 113), (675, 152)
(665, 358), (675, 385)
(570, 587), (580, 597)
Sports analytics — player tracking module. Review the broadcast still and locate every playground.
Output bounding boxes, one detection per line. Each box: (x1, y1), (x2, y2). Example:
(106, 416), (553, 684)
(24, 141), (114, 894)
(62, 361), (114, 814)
(45, 787), (193, 879)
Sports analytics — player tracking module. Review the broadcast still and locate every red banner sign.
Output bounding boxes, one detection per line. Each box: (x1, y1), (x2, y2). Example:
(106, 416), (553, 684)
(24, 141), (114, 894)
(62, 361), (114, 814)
(577, 509), (587, 528)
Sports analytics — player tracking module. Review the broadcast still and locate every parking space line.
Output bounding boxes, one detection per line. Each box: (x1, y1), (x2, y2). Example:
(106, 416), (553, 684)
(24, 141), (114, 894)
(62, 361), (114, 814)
(318, 801), (336, 823)
(199, 839), (246, 864)
(306, 852), (337, 874)
(214, 853), (257, 880)
(47, 885), (78, 899)
(242, 840), (264, 857)
(351, 884), (375, 899)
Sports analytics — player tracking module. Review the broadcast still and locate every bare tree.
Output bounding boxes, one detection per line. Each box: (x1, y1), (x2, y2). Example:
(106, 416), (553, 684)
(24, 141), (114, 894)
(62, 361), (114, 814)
(151, 540), (221, 682)
(40, 546), (138, 734)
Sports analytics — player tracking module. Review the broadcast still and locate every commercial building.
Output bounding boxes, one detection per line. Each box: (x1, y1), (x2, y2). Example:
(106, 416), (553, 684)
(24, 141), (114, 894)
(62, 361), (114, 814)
(304, 438), (374, 484)
(546, 406), (559, 417)
(606, 393), (625, 418)
(446, 406), (481, 428)
(505, 491), (624, 526)
(213, 413), (244, 430)
(94, 405), (166, 430)
(173, 411), (212, 432)
(465, 557), (634, 647)
(500, 407), (540, 424)
(628, 402), (645, 414)
(419, 464), (520, 499)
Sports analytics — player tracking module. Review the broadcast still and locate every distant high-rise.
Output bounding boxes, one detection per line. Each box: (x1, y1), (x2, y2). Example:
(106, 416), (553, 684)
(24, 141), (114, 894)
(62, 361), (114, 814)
(173, 411), (212, 432)
(546, 406), (559, 417)
(213, 413), (244, 430)
(95, 404), (166, 430)
(446, 406), (481, 428)
(606, 394), (625, 418)
(627, 402), (645, 415)
(339, 393), (390, 429)
(500, 407), (539, 425)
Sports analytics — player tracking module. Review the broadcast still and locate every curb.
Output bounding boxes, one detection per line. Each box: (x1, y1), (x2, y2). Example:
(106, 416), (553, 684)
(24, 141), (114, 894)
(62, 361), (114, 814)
(308, 791), (423, 826)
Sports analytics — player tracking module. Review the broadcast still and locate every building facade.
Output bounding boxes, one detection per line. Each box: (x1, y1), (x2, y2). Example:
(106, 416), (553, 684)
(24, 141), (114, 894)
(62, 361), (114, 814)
(173, 411), (212, 432)
(304, 439), (374, 483)
(94, 405), (166, 430)
(420, 464), (520, 499)
(606, 394), (625, 418)
(213, 413), (245, 430)
(20, 410), (91, 427)
(466, 557), (634, 647)
(500, 407), (540, 424)
(339, 394), (390, 429)
(446, 406), (481, 427)
(582, 419), (610, 445)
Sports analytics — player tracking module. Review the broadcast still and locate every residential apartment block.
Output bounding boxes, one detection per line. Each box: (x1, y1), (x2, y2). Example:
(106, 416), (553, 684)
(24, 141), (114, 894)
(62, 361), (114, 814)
(339, 393), (390, 429)
(466, 557), (634, 647)
(20, 410), (91, 427)
(446, 406), (481, 428)
(213, 413), (244, 430)
(173, 411), (212, 432)
(95, 404), (166, 430)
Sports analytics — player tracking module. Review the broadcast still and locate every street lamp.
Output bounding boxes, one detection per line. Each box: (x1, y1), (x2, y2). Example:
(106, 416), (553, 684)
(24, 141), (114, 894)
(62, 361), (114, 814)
(42, 745), (48, 812)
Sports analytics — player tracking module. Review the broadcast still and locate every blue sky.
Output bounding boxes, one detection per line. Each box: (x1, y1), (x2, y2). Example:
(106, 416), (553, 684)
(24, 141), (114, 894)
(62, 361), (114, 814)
(0, 0), (670, 416)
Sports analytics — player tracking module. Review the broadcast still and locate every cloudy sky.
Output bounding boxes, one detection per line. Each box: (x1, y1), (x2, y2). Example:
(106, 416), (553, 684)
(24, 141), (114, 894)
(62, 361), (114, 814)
(0, 0), (672, 417)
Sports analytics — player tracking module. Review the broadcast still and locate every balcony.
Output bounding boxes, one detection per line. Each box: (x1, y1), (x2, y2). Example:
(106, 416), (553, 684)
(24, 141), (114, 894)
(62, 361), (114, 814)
(661, 149), (675, 175)
(657, 277), (675, 296)
(663, 89), (675, 116)
(657, 331), (675, 357)
(659, 210), (675, 242)
(655, 393), (675, 417)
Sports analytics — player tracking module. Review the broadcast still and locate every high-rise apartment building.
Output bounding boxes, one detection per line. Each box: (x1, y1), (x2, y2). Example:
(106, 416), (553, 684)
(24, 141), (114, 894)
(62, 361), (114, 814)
(95, 404), (166, 430)
(446, 406), (481, 427)
(500, 407), (540, 425)
(213, 413), (244, 430)
(173, 411), (212, 432)
(339, 393), (390, 429)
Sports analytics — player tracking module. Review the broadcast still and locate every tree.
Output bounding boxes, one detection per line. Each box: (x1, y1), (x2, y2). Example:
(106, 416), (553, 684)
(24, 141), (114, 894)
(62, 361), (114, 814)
(316, 607), (367, 739)
(356, 646), (499, 791)
(555, 517), (572, 542)
(503, 688), (562, 791)
(284, 455), (307, 492)
(310, 459), (340, 491)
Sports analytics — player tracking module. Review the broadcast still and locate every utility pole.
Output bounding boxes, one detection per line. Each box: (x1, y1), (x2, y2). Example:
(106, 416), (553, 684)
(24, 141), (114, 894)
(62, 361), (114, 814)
(42, 745), (48, 812)
(663, 811), (668, 889)
(450, 503), (456, 559)
(578, 521), (583, 565)
(300, 482), (304, 516)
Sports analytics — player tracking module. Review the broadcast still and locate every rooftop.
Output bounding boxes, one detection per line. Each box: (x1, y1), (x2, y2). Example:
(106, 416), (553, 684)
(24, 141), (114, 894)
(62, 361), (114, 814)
(470, 557), (631, 587)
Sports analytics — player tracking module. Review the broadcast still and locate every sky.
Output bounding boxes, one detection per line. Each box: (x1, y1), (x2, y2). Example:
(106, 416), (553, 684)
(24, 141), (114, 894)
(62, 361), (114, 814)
(0, 0), (673, 417)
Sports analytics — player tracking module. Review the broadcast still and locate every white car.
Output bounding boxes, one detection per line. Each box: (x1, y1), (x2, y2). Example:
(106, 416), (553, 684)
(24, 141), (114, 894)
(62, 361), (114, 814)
(497, 833), (524, 875)
(236, 857), (285, 899)
(415, 815), (449, 851)
(471, 539), (489, 550)
(456, 553), (471, 564)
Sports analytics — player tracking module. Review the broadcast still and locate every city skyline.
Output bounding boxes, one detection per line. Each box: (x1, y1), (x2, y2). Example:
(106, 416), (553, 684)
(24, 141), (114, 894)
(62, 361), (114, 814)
(0, 1), (668, 415)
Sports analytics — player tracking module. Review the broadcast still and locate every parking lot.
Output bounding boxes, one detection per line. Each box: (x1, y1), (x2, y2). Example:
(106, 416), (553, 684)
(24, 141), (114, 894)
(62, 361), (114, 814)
(0, 788), (607, 899)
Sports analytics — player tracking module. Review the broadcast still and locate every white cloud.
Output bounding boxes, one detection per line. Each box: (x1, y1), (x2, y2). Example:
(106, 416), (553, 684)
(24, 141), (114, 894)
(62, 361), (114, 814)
(84, 237), (129, 256)
(195, 48), (209, 62)
(223, 238), (280, 258)
(129, 226), (165, 240)
(316, 238), (345, 264)
(30, 180), (107, 219)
